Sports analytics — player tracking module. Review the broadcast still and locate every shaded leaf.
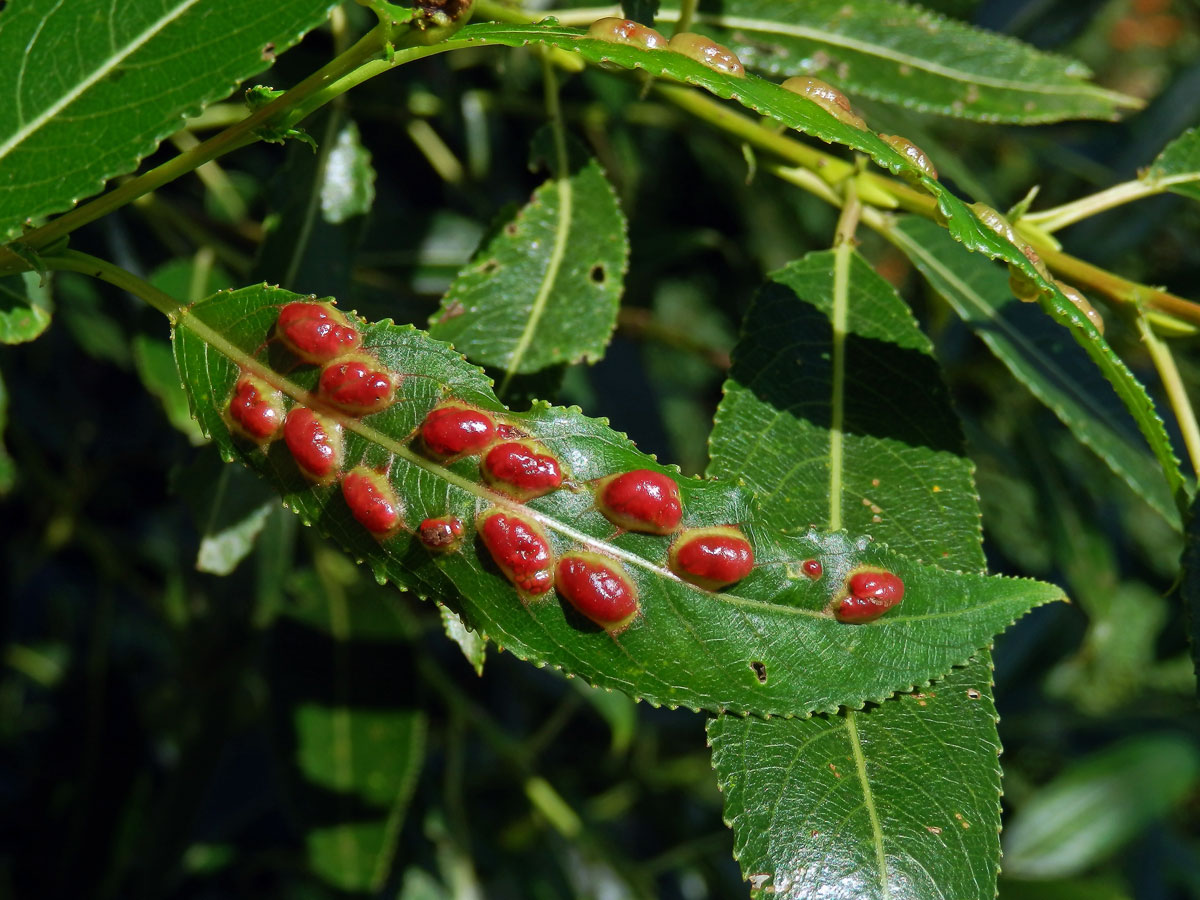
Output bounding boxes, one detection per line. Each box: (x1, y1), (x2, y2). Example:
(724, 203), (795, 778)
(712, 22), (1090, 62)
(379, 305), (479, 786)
(176, 449), (278, 576)
(1002, 735), (1200, 879)
(707, 251), (1005, 898)
(321, 120), (376, 224)
(645, 0), (1140, 122)
(1145, 126), (1200, 202)
(439, 603), (487, 676)
(297, 705), (427, 892)
(0, 272), (52, 344)
(134, 335), (208, 445)
(429, 131), (629, 378)
(0, 0), (339, 241)
(173, 284), (1060, 717)
(890, 216), (1180, 528)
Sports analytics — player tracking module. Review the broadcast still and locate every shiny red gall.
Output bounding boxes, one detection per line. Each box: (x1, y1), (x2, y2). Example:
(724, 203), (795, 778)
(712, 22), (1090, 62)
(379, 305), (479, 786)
(318, 355), (396, 415)
(276, 301), (361, 363)
(228, 373), (284, 442)
(835, 568), (905, 623)
(418, 516), (465, 551)
(419, 402), (497, 459)
(556, 552), (639, 632)
(596, 469), (683, 535)
(477, 509), (554, 596)
(669, 526), (754, 590)
(341, 467), (402, 537)
(482, 440), (564, 500)
(284, 406), (342, 482)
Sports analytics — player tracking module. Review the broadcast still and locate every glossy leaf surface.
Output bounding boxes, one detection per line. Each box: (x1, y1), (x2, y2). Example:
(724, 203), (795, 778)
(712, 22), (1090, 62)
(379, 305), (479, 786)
(430, 132), (629, 376)
(173, 284), (1060, 717)
(1145, 125), (1200, 202)
(641, 0), (1140, 122)
(0, 0), (338, 241)
(891, 216), (1180, 528)
(708, 251), (1006, 898)
(455, 20), (1185, 508)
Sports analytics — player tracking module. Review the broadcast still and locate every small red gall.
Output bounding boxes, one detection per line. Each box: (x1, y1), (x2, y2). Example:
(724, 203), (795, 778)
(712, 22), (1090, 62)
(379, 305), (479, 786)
(228, 373), (284, 442)
(418, 516), (465, 552)
(318, 354), (396, 415)
(879, 134), (938, 181)
(668, 32), (745, 77)
(1056, 281), (1106, 335)
(781, 76), (867, 130)
(341, 467), (402, 537)
(419, 402), (497, 459)
(835, 568), (905, 623)
(587, 16), (667, 49)
(669, 526), (754, 590)
(284, 406), (342, 482)
(276, 301), (361, 363)
(595, 469), (683, 535)
(482, 440), (564, 500)
(556, 552), (640, 632)
(802, 559), (823, 580)
(477, 509), (554, 596)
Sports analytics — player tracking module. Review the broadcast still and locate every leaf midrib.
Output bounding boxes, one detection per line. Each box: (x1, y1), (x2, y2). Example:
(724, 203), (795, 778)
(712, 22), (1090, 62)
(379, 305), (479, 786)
(1, 0), (205, 163)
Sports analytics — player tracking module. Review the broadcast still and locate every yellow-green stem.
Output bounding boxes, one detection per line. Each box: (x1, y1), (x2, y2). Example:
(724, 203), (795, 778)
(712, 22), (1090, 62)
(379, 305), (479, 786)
(1137, 315), (1200, 478)
(45, 250), (185, 321)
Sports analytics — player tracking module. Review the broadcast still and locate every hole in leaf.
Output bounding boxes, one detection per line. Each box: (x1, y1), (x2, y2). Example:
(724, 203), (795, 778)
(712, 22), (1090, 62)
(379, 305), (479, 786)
(590, 264), (606, 284)
(749, 661), (767, 684)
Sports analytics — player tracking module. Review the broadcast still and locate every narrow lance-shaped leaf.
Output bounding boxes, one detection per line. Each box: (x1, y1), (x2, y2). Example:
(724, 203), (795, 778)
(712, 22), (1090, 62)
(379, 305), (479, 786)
(643, 0), (1140, 123)
(1145, 126), (1200, 202)
(429, 129), (629, 378)
(0, 0), (339, 242)
(891, 216), (1180, 529)
(708, 251), (1010, 899)
(452, 21), (1186, 514)
(173, 284), (1060, 717)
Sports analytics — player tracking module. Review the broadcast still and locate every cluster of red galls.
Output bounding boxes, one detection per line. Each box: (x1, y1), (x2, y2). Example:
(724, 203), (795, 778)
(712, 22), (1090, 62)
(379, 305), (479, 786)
(227, 300), (903, 632)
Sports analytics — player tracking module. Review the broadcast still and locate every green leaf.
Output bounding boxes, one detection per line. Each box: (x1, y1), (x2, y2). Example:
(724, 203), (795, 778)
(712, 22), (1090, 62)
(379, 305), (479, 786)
(429, 130), (629, 379)
(707, 251), (1006, 898)
(0, 367), (15, 495)
(0, 0), (339, 241)
(175, 449), (278, 575)
(709, 661), (1001, 900)
(322, 120), (377, 224)
(1002, 735), (1200, 879)
(297, 704), (427, 892)
(271, 555), (426, 893)
(173, 284), (1060, 717)
(0, 272), (52, 344)
(134, 334), (209, 445)
(1145, 126), (1200, 202)
(641, 0), (1140, 123)
(254, 109), (368, 297)
(890, 216), (1181, 528)
(439, 603), (487, 676)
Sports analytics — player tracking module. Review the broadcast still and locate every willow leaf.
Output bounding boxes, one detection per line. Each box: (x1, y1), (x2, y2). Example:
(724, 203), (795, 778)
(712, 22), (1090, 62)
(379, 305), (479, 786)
(0, 0), (339, 241)
(173, 284), (1059, 717)
(0, 272), (52, 344)
(891, 216), (1180, 529)
(707, 250), (1008, 898)
(429, 131), (629, 377)
(454, 20), (1185, 513)
(1145, 126), (1200, 202)
(640, 0), (1140, 123)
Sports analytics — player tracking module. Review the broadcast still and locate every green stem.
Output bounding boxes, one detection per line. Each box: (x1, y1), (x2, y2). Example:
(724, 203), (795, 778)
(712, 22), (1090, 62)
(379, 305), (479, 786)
(1022, 179), (1162, 233)
(674, 0), (698, 35)
(1137, 314), (1200, 478)
(45, 250), (185, 321)
(0, 25), (391, 271)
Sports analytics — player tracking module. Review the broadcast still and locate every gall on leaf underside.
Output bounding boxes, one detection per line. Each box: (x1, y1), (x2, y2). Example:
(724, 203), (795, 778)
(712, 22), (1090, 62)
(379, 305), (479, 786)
(173, 285), (1062, 717)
